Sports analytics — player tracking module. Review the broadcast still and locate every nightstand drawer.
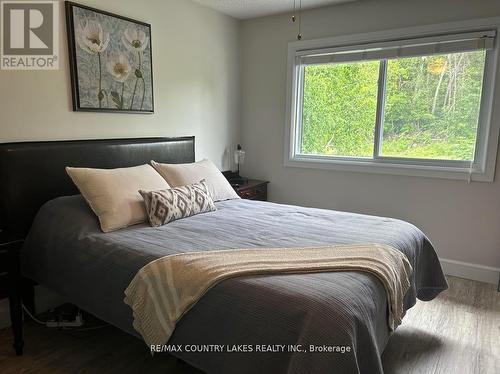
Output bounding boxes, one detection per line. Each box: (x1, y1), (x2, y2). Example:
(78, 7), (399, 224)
(238, 188), (264, 199)
(238, 187), (267, 200)
(233, 180), (269, 202)
(253, 184), (267, 195)
(248, 192), (266, 201)
(238, 189), (254, 199)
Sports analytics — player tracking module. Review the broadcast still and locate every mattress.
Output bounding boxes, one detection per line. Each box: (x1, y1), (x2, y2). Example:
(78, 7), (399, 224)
(21, 195), (448, 374)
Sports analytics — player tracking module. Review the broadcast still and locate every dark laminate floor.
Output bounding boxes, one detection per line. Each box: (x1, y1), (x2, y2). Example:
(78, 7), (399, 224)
(0, 276), (498, 373)
(0, 316), (201, 374)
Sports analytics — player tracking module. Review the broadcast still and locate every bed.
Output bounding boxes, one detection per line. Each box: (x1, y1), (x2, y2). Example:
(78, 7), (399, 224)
(0, 137), (448, 374)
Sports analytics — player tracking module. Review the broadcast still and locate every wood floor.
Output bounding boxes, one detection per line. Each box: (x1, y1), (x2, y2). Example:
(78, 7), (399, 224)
(0, 276), (498, 374)
(382, 276), (500, 374)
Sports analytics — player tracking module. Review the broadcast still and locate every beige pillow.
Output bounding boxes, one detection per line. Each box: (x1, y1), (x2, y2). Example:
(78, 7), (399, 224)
(151, 159), (240, 202)
(66, 164), (170, 232)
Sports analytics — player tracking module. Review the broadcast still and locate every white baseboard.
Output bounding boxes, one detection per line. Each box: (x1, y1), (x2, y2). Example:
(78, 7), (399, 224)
(440, 258), (500, 285)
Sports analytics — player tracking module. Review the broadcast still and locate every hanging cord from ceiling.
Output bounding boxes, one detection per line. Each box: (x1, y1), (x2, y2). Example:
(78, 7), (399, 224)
(291, 0), (303, 40)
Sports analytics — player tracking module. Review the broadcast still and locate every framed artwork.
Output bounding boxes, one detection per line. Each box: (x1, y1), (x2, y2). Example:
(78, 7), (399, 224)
(65, 1), (154, 113)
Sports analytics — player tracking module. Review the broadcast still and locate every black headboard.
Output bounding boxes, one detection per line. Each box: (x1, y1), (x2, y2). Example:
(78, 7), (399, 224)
(0, 137), (195, 240)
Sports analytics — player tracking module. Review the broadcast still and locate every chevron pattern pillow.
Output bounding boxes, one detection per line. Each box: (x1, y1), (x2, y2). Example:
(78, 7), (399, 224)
(140, 180), (216, 227)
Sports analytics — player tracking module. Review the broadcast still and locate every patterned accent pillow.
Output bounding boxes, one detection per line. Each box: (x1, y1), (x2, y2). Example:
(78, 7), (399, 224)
(140, 180), (216, 227)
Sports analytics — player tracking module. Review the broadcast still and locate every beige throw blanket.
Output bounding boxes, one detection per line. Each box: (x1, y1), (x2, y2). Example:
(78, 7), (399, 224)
(124, 244), (412, 346)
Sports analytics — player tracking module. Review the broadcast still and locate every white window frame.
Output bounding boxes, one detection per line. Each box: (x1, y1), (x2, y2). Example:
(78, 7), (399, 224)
(284, 18), (500, 182)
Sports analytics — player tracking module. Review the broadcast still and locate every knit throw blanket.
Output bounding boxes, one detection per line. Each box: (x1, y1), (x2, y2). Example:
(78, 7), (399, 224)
(124, 244), (412, 346)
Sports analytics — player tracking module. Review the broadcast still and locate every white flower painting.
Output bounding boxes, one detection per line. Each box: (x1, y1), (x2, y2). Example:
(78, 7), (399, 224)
(67, 3), (153, 112)
(76, 19), (110, 54)
(122, 27), (149, 52)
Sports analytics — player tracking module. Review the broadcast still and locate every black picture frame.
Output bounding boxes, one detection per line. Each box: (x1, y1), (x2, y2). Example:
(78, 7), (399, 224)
(65, 1), (154, 113)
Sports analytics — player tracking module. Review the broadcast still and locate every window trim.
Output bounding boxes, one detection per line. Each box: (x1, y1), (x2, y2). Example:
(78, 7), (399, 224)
(284, 18), (500, 182)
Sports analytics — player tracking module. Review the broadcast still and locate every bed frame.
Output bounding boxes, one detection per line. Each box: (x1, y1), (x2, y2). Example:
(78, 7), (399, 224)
(0, 137), (195, 355)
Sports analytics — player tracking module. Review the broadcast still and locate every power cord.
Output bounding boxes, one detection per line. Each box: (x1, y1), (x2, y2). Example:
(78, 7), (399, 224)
(22, 304), (47, 325)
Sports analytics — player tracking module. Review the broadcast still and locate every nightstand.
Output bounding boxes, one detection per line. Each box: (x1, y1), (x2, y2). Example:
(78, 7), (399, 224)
(0, 232), (25, 355)
(232, 179), (269, 201)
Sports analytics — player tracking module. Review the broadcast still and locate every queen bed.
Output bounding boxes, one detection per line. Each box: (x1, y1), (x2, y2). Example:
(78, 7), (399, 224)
(0, 137), (448, 374)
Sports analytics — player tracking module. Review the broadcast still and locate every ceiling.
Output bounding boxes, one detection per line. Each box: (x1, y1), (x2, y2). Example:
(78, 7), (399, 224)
(192, 0), (356, 20)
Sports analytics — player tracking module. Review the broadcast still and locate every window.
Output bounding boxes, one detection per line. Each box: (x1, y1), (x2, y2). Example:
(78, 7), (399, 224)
(381, 52), (485, 161)
(301, 60), (380, 158)
(286, 26), (499, 181)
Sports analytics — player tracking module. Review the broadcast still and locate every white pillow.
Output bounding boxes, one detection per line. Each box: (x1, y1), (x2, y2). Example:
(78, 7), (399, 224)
(151, 159), (240, 202)
(66, 164), (171, 232)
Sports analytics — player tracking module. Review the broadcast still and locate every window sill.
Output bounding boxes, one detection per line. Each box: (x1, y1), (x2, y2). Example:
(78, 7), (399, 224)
(284, 155), (493, 182)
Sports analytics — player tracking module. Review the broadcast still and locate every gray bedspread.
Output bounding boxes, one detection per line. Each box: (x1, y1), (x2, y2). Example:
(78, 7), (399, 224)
(21, 196), (448, 374)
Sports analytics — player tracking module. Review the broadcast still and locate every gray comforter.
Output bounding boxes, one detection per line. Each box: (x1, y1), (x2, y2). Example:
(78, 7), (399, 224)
(21, 196), (448, 374)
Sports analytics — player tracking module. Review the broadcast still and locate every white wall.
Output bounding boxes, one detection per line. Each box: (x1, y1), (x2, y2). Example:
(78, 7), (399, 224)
(240, 0), (500, 272)
(0, 0), (241, 169)
(0, 0), (241, 328)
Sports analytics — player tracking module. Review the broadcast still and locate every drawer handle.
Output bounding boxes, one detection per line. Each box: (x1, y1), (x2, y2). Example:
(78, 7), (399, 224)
(0, 271), (8, 277)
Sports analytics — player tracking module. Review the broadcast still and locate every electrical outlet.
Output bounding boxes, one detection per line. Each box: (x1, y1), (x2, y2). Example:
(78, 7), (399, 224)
(46, 311), (84, 328)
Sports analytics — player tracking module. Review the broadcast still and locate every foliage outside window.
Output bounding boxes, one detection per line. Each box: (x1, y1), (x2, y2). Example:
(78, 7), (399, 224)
(301, 51), (485, 161)
(301, 60), (380, 158)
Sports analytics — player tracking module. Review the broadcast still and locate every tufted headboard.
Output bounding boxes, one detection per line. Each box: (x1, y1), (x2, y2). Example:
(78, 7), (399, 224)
(0, 137), (195, 241)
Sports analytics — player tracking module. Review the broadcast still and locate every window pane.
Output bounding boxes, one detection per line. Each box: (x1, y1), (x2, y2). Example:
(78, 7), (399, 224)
(381, 51), (486, 161)
(300, 60), (380, 158)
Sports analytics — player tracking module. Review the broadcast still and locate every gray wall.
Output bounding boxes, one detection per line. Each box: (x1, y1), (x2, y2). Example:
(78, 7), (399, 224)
(0, 0), (241, 170)
(240, 0), (500, 268)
